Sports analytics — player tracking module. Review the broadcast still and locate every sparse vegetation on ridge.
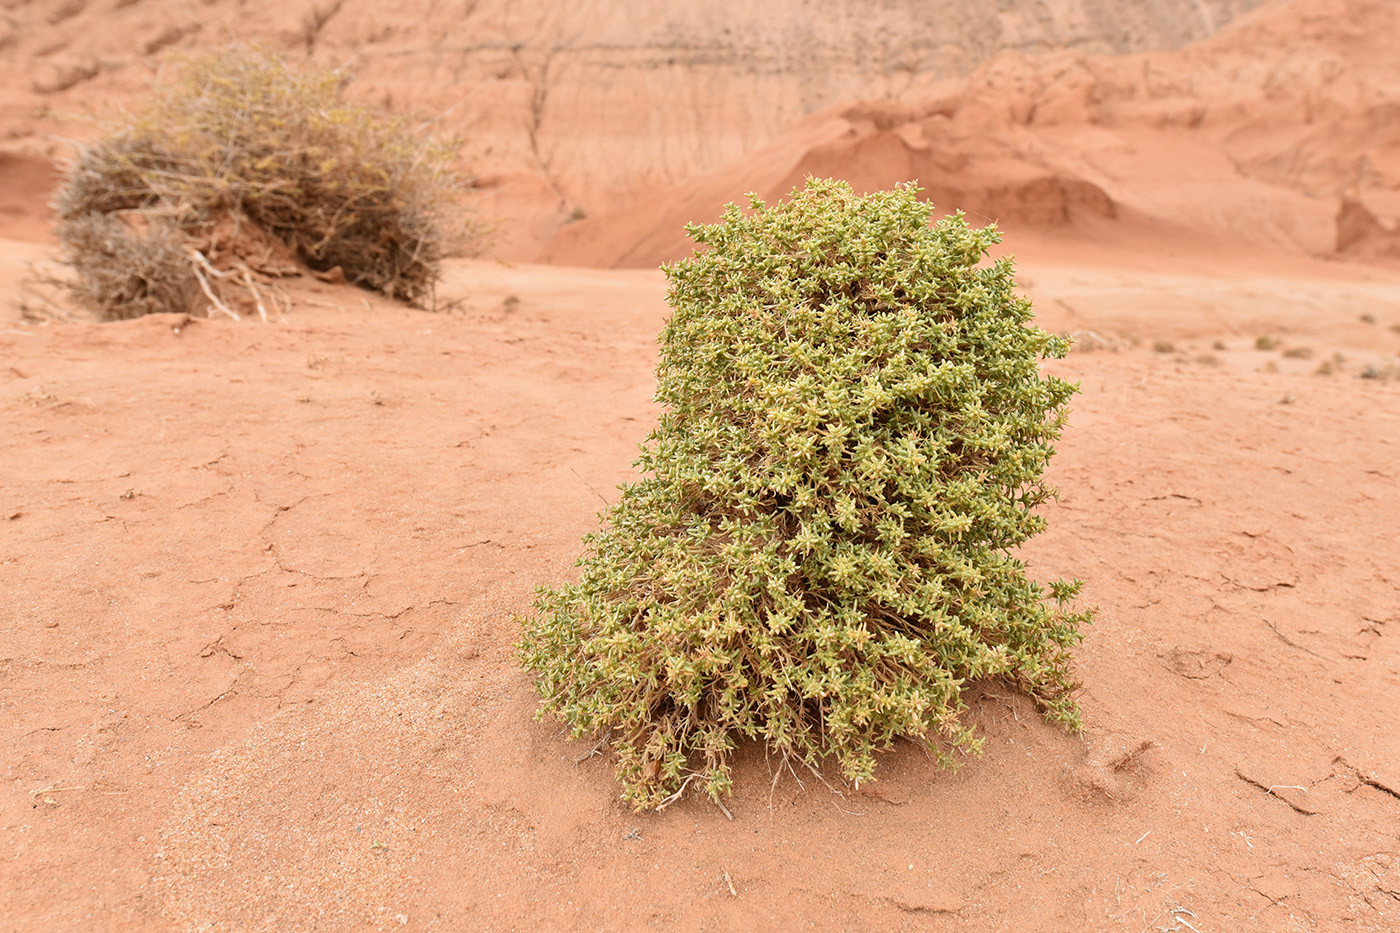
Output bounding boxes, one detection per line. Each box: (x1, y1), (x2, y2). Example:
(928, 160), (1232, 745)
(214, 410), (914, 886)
(519, 179), (1093, 811)
(55, 44), (476, 321)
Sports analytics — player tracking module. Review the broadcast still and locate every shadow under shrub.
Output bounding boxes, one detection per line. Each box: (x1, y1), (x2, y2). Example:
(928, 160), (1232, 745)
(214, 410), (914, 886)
(519, 179), (1092, 811)
(56, 45), (474, 320)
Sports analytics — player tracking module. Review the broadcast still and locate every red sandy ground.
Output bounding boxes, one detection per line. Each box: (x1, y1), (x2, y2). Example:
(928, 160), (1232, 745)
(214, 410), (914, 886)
(2, 1), (1400, 931)
(4, 232), (1399, 931)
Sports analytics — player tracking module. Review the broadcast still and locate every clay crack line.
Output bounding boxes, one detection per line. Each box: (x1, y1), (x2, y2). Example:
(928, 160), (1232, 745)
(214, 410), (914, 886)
(1335, 756), (1400, 800)
(1227, 575), (1296, 593)
(273, 556), (371, 584)
(349, 597), (462, 622)
(1234, 768), (1318, 814)
(389, 597), (460, 619)
(1148, 493), (1201, 505)
(25, 725), (67, 736)
(174, 484), (235, 511)
(198, 633), (243, 661)
(171, 673), (241, 722)
(875, 895), (960, 916)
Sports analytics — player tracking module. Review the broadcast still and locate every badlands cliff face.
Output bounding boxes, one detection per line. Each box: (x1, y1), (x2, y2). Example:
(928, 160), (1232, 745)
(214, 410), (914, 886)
(0, 0), (1395, 263)
(3, 0), (1268, 249)
(545, 0), (1400, 266)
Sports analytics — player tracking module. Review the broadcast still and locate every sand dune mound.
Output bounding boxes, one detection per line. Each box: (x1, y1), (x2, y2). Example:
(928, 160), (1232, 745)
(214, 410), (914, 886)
(546, 96), (1120, 267)
(777, 101), (1119, 229)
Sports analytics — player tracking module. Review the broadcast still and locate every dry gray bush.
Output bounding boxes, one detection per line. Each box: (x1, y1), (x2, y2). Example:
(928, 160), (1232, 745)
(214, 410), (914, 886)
(55, 44), (479, 321)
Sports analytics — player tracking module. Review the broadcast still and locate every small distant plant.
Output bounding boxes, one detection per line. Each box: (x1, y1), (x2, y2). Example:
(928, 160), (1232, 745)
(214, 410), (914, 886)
(519, 179), (1092, 811)
(55, 44), (477, 320)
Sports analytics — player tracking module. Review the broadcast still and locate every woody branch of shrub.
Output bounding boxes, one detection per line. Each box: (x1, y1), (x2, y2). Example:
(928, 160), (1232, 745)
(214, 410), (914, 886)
(55, 45), (476, 321)
(519, 179), (1093, 811)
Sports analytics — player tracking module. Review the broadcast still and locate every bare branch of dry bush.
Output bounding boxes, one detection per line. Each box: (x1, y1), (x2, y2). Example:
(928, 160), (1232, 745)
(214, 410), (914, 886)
(54, 43), (482, 321)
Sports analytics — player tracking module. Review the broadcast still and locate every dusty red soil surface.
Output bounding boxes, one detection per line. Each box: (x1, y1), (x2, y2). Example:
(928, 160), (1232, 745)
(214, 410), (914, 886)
(3, 0), (1400, 930)
(4, 238), (1399, 931)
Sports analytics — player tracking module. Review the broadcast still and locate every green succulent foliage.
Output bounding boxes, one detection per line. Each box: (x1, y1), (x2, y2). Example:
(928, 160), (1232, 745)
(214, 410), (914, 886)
(519, 178), (1092, 811)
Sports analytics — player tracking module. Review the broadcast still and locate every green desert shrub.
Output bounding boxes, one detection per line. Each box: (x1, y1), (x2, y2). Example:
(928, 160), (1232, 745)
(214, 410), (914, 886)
(519, 179), (1092, 811)
(55, 44), (474, 320)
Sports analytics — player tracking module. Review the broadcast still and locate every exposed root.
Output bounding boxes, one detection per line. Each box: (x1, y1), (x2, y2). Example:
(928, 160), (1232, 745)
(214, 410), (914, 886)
(189, 250), (241, 321)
